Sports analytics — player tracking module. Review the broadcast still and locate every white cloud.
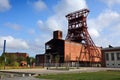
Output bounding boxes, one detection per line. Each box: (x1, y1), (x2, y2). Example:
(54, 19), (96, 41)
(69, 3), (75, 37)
(97, 10), (120, 29)
(46, 16), (63, 31)
(37, 20), (43, 26)
(101, 0), (120, 7)
(4, 22), (21, 30)
(49, 0), (87, 32)
(88, 10), (120, 35)
(0, 36), (29, 49)
(94, 37), (111, 47)
(36, 0), (120, 48)
(89, 28), (99, 38)
(37, 0), (87, 38)
(33, 0), (47, 12)
(34, 38), (45, 49)
(29, 36), (51, 54)
(37, 20), (46, 30)
(34, 0), (88, 54)
(0, 0), (11, 12)
(88, 9), (120, 47)
(54, 0), (87, 15)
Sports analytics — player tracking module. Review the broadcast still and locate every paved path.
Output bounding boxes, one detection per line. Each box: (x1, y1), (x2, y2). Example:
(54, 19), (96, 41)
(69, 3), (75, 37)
(0, 67), (120, 80)
(1, 67), (120, 74)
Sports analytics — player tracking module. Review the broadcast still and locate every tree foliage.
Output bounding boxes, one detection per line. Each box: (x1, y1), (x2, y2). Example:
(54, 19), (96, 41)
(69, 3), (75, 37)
(0, 53), (35, 67)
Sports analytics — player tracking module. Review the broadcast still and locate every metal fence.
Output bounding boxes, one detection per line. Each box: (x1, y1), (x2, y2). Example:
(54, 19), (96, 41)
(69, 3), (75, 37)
(36, 62), (101, 68)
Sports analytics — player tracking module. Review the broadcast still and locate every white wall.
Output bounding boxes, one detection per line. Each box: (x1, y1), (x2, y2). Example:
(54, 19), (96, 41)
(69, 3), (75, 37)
(105, 52), (120, 68)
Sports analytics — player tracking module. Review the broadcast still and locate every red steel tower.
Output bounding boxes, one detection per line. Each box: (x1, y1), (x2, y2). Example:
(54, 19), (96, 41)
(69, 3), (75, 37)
(65, 9), (101, 66)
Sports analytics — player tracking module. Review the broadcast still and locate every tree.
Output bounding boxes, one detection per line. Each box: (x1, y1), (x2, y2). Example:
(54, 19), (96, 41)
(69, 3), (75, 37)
(1, 53), (18, 66)
(12, 61), (19, 67)
(6, 54), (17, 66)
(17, 56), (26, 63)
(0, 56), (4, 67)
(27, 57), (35, 67)
(55, 55), (60, 68)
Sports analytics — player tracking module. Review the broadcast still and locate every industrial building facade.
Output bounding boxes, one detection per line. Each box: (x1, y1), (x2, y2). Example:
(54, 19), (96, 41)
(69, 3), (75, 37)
(36, 9), (102, 67)
(36, 54), (44, 66)
(102, 47), (120, 68)
(36, 30), (101, 67)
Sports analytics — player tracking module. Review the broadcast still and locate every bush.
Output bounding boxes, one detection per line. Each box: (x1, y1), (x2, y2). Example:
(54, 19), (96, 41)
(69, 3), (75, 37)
(12, 61), (19, 67)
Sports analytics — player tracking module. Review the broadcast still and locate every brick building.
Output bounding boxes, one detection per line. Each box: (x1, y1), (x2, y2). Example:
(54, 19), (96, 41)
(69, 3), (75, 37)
(36, 9), (102, 67)
(36, 30), (101, 67)
(5, 52), (29, 58)
(36, 54), (44, 66)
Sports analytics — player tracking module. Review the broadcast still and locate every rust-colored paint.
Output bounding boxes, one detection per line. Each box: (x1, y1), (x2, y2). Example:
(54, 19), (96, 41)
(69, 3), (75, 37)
(64, 41), (101, 63)
(65, 9), (101, 64)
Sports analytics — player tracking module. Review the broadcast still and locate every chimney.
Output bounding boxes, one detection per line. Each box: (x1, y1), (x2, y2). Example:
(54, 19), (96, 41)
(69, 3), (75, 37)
(53, 30), (62, 39)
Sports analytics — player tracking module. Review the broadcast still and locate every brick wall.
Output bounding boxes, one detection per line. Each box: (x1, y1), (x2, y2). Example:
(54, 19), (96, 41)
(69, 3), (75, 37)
(64, 41), (101, 63)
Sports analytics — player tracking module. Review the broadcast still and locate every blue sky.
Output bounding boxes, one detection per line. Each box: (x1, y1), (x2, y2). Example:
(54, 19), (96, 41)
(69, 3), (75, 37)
(0, 0), (120, 57)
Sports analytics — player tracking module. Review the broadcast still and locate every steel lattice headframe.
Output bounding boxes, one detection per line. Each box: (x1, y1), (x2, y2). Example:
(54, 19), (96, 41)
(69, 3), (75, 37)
(65, 9), (101, 66)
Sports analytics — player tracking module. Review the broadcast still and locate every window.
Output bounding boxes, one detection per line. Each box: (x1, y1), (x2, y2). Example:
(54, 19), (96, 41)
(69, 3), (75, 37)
(106, 53), (109, 61)
(111, 53), (114, 60)
(46, 44), (51, 49)
(116, 53), (120, 60)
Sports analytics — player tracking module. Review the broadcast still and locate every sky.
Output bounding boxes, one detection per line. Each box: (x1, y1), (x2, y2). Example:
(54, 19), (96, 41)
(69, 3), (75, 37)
(0, 0), (120, 57)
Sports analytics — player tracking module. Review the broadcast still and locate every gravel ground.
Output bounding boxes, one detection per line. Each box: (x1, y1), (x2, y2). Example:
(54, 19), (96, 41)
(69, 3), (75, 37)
(0, 72), (42, 80)
(0, 76), (41, 80)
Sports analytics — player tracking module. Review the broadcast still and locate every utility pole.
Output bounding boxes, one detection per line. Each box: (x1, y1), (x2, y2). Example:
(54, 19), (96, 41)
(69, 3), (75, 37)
(3, 40), (6, 69)
(3, 40), (6, 53)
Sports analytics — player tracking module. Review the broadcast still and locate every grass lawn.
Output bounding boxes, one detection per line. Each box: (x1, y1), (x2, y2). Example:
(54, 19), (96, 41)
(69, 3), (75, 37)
(37, 71), (120, 80)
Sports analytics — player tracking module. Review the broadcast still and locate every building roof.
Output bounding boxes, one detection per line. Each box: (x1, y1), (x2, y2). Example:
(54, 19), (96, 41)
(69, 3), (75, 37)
(5, 52), (29, 57)
(45, 38), (84, 46)
(45, 39), (64, 44)
(102, 46), (120, 51)
(36, 54), (45, 56)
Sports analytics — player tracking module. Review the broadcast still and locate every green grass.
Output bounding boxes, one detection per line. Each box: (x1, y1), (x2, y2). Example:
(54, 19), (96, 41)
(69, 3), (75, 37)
(37, 71), (120, 80)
